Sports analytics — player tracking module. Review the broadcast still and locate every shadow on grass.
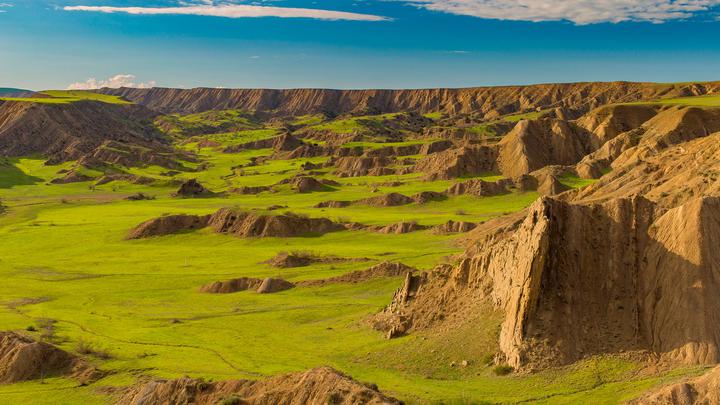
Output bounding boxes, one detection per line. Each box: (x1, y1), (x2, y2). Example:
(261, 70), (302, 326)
(0, 159), (43, 188)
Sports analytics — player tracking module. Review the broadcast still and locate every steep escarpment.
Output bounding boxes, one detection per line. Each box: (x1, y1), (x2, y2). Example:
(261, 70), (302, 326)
(376, 196), (720, 370)
(97, 81), (720, 116)
(0, 100), (173, 166)
(117, 366), (400, 405)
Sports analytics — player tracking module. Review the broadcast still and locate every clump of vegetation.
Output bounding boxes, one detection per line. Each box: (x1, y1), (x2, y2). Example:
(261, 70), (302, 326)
(75, 339), (113, 359)
(493, 364), (513, 376)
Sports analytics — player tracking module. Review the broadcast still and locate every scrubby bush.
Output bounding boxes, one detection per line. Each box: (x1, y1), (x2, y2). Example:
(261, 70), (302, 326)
(493, 364), (513, 376)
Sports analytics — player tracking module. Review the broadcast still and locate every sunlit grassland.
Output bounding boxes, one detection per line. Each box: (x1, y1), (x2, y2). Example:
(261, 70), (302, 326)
(0, 90), (131, 105)
(0, 149), (702, 404)
(626, 94), (720, 107)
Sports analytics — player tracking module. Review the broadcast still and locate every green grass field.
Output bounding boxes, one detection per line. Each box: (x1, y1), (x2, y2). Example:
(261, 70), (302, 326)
(0, 90), (131, 105)
(0, 116), (701, 404)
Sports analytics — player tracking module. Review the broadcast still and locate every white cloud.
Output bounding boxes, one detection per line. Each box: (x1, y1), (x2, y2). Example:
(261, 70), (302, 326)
(406, 0), (720, 24)
(66, 74), (157, 90)
(63, 4), (389, 21)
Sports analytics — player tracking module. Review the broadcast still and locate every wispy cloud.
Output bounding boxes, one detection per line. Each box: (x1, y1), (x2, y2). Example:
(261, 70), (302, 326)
(66, 74), (156, 90)
(406, 0), (720, 24)
(0, 2), (12, 13)
(63, 4), (390, 21)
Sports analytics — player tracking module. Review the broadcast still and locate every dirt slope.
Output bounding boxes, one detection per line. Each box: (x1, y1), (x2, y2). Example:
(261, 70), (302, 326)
(626, 365), (720, 405)
(0, 100), (170, 165)
(97, 81), (720, 116)
(208, 208), (345, 238)
(116, 366), (401, 405)
(0, 332), (99, 384)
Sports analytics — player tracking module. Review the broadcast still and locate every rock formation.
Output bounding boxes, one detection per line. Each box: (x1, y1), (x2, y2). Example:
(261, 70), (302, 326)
(126, 214), (210, 239)
(116, 366), (400, 405)
(208, 209), (345, 238)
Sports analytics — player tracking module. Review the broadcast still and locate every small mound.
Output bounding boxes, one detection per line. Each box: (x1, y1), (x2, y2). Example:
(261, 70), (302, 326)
(199, 277), (264, 294)
(627, 365), (720, 405)
(332, 156), (396, 177)
(300, 262), (416, 287)
(95, 174), (154, 186)
(291, 176), (332, 193)
(209, 209), (345, 238)
(0, 332), (100, 385)
(126, 214), (210, 240)
(230, 185), (271, 195)
(432, 220), (477, 234)
(116, 366), (400, 405)
(314, 200), (351, 208)
(124, 192), (155, 201)
(256, 278), (295, 294)
(373, 221), (428, 234)
(359, 192), (414, 207)
(414, 146), (497, 180)
(265, 252), (358, 268)
(445, 179), (510, 196)
(174, 179), (211, 197)
(411, 191), (446, 204)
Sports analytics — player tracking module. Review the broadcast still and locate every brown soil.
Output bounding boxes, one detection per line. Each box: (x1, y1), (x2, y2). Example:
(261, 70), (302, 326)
(256, 278), (295, 294)
(126, 214), (210, 239)
(0, 100), (171, 167)
(265, 251), (360, 268)
(230, 185), (271, 195)
(414, 146), (497, 180)
(0, 332), (101, 385)
(95, 173), (155, 186)
(411, 191), (446, 204)
(432, 220), (477, 234)
(208, 208), (345, 238)
(290, 176), (331, 193)
(115, 366), (400, 405)
(359, 193), (414, 207)
(445, 179), (510, 196)
(576, 104), (659, 148)
(174, 179), (211, 197)
(372, 222), (428, 234)
(199, 277), (264, 294)
(332, 156), (396, 177)
(497, 118), (593, 179)
(314, 200), (351, 208)
(299, 262), (416, 287)
(419, 140), (454, 155)
(626, 365), (720, 405)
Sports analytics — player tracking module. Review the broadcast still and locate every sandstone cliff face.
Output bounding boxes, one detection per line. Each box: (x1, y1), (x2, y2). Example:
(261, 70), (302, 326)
(0, 100), (167, 165)
(97, 81), (720, 116)
(498, 118), (593, 179)
(377, 196), (720, 370)
(117, 366), (400, 405)
(575, 104), (659, 148)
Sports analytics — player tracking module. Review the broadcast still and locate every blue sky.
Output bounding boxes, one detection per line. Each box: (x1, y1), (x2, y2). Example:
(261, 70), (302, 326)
(1, 0), (720, 90)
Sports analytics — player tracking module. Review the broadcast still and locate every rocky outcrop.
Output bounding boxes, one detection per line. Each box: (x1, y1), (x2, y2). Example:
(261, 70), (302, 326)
(445, 178), (510, 196)
(199, 277), (264, 294)
(289, 176), (332, 193)
(332, 156), (395, 177)
(98, 81), (720, 116)
(0, 332), (100, 385)
(573, 131), (720, 208)
(256, 278), (295, 294)
(126, 214), (210, 239)
(264, 251), (359, 268)
(432, 220), (477, 234)
(419, 140), (454, 155)
(359, 193), (414, 207)
(413, 146), (497, 180)
(299, 262), (416, 287)
(372, 221), (428, 234)
(411, 191), (446, 204)
(116, 366), (400, 405)
(376, 196), (720, 370)
(497, 118), (593, 179)
(208, 209), (345, 238)
(174, 179), (211, 197)
(627, 365), (720, 405)
(314, 200), (351, 208)
(575, 104), (658, 148)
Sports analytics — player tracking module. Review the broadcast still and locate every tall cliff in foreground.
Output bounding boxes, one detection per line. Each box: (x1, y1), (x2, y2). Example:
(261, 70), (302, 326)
(98, 81), (720, 116)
